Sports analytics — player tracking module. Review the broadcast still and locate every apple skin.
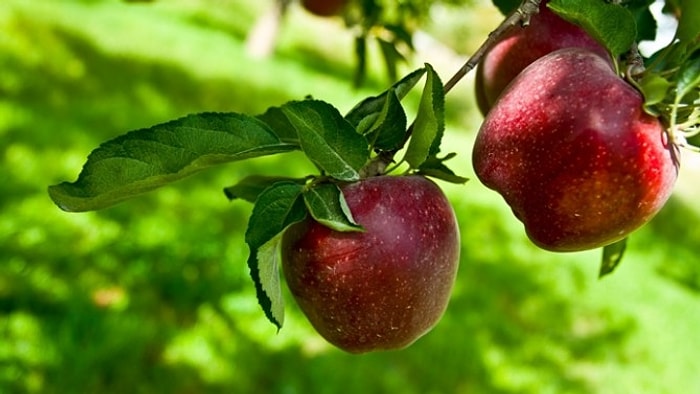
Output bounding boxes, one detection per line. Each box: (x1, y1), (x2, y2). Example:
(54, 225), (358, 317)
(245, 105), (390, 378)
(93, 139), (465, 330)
(472, 48), (679, 252)
(301, 0), (348, 17)
(281, 175), (460, 353)
(475, 0), (609, 115)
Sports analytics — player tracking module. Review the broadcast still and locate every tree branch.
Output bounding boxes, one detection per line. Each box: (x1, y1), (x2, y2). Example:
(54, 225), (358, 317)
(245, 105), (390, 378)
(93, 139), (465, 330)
(376, 0), (544, 171)
(443, 0), (543, 94)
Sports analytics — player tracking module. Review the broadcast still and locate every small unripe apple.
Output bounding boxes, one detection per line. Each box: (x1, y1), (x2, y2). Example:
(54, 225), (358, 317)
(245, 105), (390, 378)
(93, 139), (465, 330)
(301, 0), (348, 17)
(473, 48), (679, 252)
(282, 175), (460, 353)
(475, 0), (609, 115)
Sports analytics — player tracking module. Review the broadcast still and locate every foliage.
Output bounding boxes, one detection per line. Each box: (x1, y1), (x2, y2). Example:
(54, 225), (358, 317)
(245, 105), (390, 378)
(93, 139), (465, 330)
(44, 0), (700, 341)
(2, 0), (700, 393)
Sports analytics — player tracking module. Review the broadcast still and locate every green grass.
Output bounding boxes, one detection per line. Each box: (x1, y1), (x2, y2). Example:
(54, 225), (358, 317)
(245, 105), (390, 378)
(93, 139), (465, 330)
(2, 0), (700, 393)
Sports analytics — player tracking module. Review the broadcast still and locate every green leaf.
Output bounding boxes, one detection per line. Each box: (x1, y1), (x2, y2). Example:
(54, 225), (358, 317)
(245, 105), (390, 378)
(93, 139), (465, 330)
(354, 35), (368, 88)
(245, 181), (307, 261)
(675, 0), (700, 42)
(548, 0), (637, 57)
(245, 181), (307, 328)
(256, 106), (301, 144)
(223, 175), (308, 203)
(377, 37), (401, 83)
(345, 67), (426, 134)
(403, 64), (445, 169)
(48, 112), (296, 212)
(383, 23), (415, 51)
(418, 168), (469, 184)
(645, 40), (684, 72)
(255, 236), (286, 330)
(676, 56), (700, 103)
(365, 89), (408, 151)
(638, 73), (672, 113)
(627, 0), (656, 42)
(281, 100), (370, 181)
(303, 183), (363, 232)
(418, 153), (469, 184)
(599, 238), (628, 278)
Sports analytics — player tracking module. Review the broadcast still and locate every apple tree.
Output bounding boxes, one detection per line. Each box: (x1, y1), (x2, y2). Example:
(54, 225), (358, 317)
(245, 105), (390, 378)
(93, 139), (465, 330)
(50, 0), (700, 352)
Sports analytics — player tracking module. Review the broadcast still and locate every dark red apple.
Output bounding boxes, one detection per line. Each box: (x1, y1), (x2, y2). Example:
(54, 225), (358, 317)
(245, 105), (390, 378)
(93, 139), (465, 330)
(281, 175), (460, 353)
(475, 0), (609, 115)
(472, 48), (679, 252)
(301, 0), (348, 17)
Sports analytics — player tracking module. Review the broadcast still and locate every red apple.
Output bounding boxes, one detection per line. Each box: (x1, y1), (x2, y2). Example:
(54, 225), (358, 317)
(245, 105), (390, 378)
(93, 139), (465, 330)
(281, 175), (460, 353)
(472, 48), (679, 252)
(475, 0), (609, 115)
(301, 0), (348, 17)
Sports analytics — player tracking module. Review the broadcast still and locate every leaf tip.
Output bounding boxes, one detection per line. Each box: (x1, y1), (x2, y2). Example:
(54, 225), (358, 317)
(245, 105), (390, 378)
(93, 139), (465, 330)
(598, 238), (628, 279)
(222, 187), (237, 201)
(47, 184), (78, 213)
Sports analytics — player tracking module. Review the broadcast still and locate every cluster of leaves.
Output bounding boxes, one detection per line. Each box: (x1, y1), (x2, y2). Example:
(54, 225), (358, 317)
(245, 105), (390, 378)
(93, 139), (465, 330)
(634, 2), (700, 147)
(49, 65), (467, 327)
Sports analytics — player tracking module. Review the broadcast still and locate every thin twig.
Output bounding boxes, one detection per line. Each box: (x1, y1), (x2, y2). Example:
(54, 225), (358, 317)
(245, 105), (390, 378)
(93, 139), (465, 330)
(378, 0), (543, 169)
(443, 0), (543, 94)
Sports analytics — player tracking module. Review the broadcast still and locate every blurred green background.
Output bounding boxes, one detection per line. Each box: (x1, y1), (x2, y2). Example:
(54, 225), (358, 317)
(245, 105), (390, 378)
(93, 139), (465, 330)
(2, 0), (700, 393)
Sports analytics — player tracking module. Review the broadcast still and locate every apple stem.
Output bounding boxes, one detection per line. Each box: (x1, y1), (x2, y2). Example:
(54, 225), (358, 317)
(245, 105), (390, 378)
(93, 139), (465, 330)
(624, 42), (645, 80)
(442, 0), (543, 94)
(359, 154), (391, 178)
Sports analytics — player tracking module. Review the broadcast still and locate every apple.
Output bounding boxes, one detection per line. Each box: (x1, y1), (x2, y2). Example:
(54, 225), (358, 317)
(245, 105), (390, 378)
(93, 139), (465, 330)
(301, 0), (348, 17)
(472, 48), (679, 252)
(475, 0), (609, 115)
(281, 175), (460, 353)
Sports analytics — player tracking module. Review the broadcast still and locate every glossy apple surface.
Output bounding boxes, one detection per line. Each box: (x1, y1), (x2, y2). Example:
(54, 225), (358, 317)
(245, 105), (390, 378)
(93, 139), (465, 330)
(282, 175), (460, 353)
(301, 0), (348, 17)
(475, 0), (608, 115)
(473, 48), (679, 252)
